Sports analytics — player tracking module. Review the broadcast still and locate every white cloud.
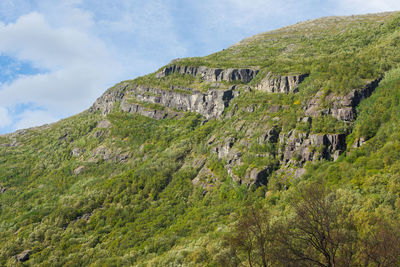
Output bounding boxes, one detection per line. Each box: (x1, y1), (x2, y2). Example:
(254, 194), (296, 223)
(0, 1), (188, 133)
(14, 109), (58, 130)
(0, 12), (112, 70)
(0, 11), (122, 117)
(0, 106), (12, 128)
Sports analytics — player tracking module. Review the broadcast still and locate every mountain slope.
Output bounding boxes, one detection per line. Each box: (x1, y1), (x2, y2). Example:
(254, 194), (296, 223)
(1, 11), (400, 266)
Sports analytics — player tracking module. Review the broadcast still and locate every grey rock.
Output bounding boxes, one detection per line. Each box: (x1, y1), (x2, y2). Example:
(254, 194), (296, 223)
(269, 105), (281, 113)
(259, 126), (280, 144)
(77, 212), (92, 221)
(192, 166), (217, 190)
(121, 85), (236, 119)
(16, 250), (31, 262)
(155, 64), (259, 83)
(73, 166), (85, 175)
(97, 120), (112, 128)
(0, 138), (19, 147)
(225, 103), (238, 119)
(90, 78), (238, 120)
(71, 148), (85, 157)
(120, 100), (178, 120)
(352, 137), (366, 148)
(90, 145), (113, 162)
(90, 146), (130, 163)
(294, 168), (306, 178)
(244, 167), (272, 186)
(280, 130), (346, 165)
(255, 72), (308, 93)
(214, 137), (236, 159)
(305, 78), (381, 121)
(90, 83), (128, 115)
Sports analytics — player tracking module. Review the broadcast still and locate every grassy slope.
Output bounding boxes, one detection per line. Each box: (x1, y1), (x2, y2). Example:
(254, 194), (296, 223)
(0, 12), (400, 266)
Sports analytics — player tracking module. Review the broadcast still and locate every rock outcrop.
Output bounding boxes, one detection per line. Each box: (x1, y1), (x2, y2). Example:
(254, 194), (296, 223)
(255, 72), (308, 93)
(91, 83), (238, 120)
(243, 167), (273, 186)
(90, 83), (127, 115)
(279, 130), (347, 165)
(16, 250), (31, 262)
(155, 64), (259, 83)
(120, 100), (180, 120)
(305, 78), (381, 121)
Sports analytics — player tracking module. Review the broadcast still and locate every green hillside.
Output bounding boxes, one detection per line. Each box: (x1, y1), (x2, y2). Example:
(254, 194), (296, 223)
(1, 11), (400, 266)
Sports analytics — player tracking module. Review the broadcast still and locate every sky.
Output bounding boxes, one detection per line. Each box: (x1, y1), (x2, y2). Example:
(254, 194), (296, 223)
(0, 0), (399, 134)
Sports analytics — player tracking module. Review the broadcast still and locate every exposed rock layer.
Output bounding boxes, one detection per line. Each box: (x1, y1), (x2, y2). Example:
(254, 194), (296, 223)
(155, 64), (259, 83)
(305, 78), (381, 121)
(255, 72), (308, 93)
(90, 84), (237, 119)
(279, 130), (347, 165)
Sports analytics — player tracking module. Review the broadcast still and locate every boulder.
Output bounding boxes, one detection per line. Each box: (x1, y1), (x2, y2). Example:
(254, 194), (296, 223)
(259, 127), (280, 144)
(71, 148), (85, 157)
(244, 167), (273, 186)
(74, 166), (85, 175)
(97, 120), (112, 128)
(16, 250), (31, 262)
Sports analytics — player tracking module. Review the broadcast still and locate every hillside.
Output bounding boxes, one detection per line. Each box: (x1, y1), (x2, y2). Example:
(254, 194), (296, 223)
(1, 11), (400, 266)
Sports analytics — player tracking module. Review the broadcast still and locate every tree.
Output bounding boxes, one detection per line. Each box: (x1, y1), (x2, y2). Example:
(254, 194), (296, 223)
(271, 183), (357, 267)
(227, 203), (272, 267)
(226, 183), (400, 267)
(358, 219), (400, 267)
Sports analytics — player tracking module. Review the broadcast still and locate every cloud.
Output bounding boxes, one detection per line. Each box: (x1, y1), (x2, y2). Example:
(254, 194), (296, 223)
(0, 11), (122, 118)
(0, 0), (189, 133)
(0, 106), (12, 128)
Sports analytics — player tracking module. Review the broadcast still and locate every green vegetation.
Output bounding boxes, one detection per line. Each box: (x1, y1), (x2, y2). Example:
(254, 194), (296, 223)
(173, 12), (400, 96)
(131, 73), (240, 93)
(1, 12), (400, 266)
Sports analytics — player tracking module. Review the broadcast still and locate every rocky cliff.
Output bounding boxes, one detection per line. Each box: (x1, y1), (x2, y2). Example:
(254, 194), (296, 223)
(255, 72), (308, 93)
(305, 78), (381, 121)
(89, 72), (382, 186)
(90, 82), (238, 120)
(155, 64), (259, 83)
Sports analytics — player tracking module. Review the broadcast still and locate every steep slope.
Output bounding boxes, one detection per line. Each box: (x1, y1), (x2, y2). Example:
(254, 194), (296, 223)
(0, 11), (400, 266)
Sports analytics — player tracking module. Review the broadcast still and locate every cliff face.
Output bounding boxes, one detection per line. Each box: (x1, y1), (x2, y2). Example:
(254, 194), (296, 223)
(305, 79), (381, 121)
(155, 64), (259, 83)
(255, 72), (308, 93)
(91, 83), (238, 120)
(89, 65), (381, 185)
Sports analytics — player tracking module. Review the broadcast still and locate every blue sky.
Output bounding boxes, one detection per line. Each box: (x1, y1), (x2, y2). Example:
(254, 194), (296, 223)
(0, 0), (399, 134)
